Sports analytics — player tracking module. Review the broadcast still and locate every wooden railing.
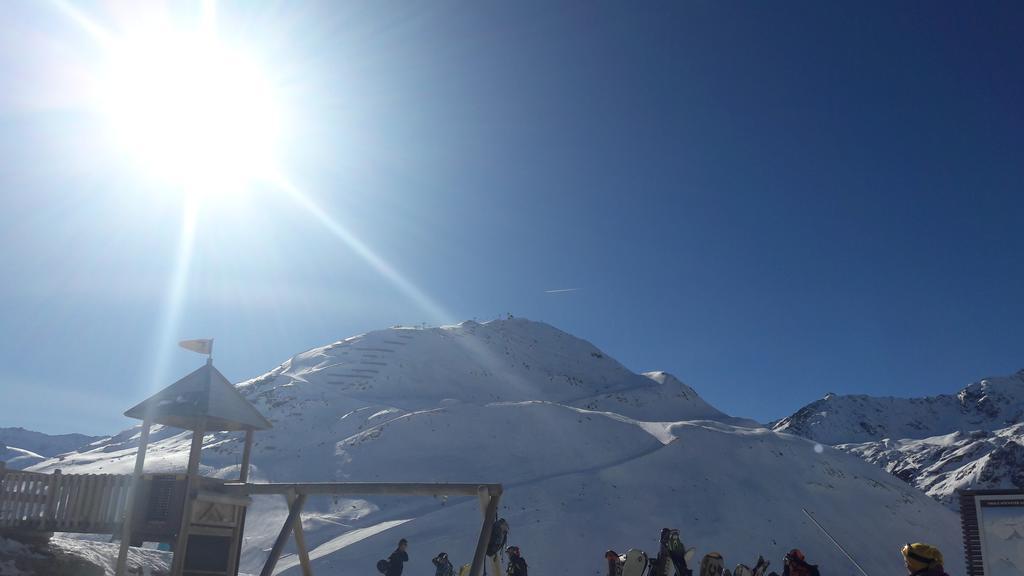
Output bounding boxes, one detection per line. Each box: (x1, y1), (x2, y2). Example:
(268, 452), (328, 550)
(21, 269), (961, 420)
(0, 464), (131, 533)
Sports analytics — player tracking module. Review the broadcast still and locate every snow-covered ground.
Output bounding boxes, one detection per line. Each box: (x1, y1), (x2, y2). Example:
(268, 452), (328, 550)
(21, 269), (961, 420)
(0, 536), (169, 576)
(25, 319), (965, 576)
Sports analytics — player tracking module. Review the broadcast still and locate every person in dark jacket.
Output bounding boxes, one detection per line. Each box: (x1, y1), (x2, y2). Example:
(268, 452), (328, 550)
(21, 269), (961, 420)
(651, 528), (673, 576)
(606, 550), (622, 576)
(902, 543), (949, 576)
(506, 546), (528, 576)
(781, 550), (819, 576)
(666, 529), (689, 576)
(386, 539), (409, 576)
(433, 552), (454, 576)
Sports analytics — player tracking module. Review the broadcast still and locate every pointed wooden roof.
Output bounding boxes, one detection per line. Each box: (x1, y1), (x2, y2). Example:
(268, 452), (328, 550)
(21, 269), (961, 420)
(124, 359), (272, 431)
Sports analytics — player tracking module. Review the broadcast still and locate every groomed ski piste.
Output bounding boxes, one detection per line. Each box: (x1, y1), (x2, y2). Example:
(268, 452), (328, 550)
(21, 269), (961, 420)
(23, 319), (965, 576)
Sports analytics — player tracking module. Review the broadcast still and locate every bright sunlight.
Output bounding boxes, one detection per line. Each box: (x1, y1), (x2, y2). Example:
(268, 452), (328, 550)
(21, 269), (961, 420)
(99, 29), (281, 196)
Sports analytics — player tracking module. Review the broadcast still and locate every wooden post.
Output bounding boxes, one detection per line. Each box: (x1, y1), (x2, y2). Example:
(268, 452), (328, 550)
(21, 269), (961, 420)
(233, 428), (256, 576)
(239, 429), (254, 482)
(470, 488), (501, 576)
(288, 490), (314, 576)
(115, 420), (152, 576)
(259, 493), (307, 576)
(171, 421), (206, 576)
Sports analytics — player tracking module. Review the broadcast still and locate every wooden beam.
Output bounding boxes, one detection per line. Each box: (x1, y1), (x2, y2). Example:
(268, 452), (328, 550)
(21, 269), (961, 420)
(260, 493), (307, 576)
(115, 420), (152, 576)
(288, 491), (314, 576)
(223, 482), (503, 498)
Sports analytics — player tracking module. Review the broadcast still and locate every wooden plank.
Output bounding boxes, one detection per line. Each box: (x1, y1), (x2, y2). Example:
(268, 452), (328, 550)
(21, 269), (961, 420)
(56, 474), (74, 528)
(13, 475), (28, 522)
(64, 475), (81, 528)
(95, 475), (112, 526)
(224, 481), (503, 497)
(63, 474), (82, 529)
(27, 477), (43, 521)
(79, 475), (98, 529)
(88, 475), (105, 529)
(95, 475), (113, 528)
(111, 476), (129, 524)
(40, 472), (59, 530)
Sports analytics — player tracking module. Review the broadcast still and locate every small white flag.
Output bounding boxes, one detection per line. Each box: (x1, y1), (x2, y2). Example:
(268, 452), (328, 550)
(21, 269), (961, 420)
(178, 338), (214, 356)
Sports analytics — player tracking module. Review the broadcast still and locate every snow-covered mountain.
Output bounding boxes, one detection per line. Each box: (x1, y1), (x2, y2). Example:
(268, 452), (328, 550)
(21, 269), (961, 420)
(29, 319), (964, 576)
(773, 371), (1024, 507)
(772, 370), (1024, 446)
(0, 427), (104, 470)
(838, 424), (1024, 507)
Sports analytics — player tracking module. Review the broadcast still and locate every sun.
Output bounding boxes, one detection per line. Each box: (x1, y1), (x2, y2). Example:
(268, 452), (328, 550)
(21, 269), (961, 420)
(100, 29), (282, 197)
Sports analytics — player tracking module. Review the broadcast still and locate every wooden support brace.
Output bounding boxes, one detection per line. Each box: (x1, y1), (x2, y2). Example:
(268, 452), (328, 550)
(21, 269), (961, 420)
(469, 488), (501, 576)
(288, 491), (314, 576)
(260, 493), (307, 576)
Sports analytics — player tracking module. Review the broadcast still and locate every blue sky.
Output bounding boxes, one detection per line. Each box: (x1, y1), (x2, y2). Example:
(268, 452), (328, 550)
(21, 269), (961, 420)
(1, 1), (1022, 435)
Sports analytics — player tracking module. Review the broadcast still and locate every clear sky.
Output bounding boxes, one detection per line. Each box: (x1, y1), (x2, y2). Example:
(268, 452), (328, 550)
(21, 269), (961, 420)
(1, 1), (1022, 435)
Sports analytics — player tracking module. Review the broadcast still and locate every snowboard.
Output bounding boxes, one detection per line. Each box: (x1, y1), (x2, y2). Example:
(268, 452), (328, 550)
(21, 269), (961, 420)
(700, 553), (724, 576)
(685, 548), (696, 564)
(734, 565), (753, 576)
(751, 557), (769, 576)
(622, 549), (650, 576)
(457, 564), (471, 576)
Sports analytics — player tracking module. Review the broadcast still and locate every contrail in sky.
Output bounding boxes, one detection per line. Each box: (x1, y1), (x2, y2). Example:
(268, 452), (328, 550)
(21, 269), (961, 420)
(544, 288), (579, 294)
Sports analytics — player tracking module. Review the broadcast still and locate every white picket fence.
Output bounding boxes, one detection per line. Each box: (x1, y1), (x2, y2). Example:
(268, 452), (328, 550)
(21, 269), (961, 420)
(0, 466), (132, 533)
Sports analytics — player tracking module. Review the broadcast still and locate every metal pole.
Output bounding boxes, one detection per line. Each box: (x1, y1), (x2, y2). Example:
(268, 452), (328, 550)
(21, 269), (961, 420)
(115, 419), (152, 576)
(802, 508), (871, 576)
(260, 493), (307, 576)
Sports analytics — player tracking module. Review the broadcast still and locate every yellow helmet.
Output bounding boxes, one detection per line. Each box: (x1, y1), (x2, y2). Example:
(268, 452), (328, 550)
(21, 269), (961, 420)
(902, 543), (943, 571)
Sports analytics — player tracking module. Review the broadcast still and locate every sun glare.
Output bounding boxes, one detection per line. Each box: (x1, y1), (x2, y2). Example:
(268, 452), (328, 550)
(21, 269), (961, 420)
(100, 30), (281, 196)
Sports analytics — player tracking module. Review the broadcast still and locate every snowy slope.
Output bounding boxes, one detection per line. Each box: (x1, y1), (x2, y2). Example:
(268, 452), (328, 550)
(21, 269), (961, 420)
(0, 428), (104, 471)
(0, 446), (45, 471)
(772, 370), (1024, 445)
(30, 319), (965, 576)
(839, 423), (1024, 507)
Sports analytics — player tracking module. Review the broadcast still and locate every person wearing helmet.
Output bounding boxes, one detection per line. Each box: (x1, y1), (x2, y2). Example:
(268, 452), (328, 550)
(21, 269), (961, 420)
(433, 552), (454, 576)
(506, 546), (528, 576)
(782, 550), (819, 576)
(606, 550), (623, 576)
(902, 543), (948, 576)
